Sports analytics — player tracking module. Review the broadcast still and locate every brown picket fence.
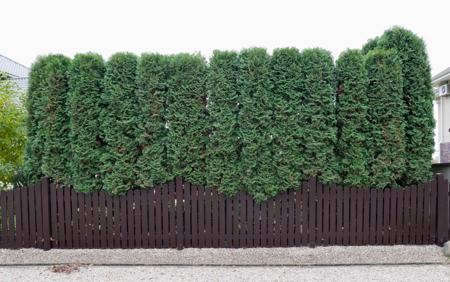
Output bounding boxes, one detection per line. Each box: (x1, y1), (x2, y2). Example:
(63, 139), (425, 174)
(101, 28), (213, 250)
(0, 175), (449, 250)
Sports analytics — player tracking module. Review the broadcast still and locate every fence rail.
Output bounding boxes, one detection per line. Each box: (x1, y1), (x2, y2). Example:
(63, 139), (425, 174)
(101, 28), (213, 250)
(0, 175), (449, 249)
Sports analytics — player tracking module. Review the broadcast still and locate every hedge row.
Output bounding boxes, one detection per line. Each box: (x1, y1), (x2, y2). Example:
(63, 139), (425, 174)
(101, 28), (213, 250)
(23, 27), (434, 200)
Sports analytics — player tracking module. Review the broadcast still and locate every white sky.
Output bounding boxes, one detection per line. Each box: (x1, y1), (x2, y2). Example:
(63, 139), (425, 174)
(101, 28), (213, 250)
(2, 0), (449, 75)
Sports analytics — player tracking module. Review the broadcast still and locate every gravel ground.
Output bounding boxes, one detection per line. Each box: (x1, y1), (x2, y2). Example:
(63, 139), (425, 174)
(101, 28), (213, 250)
(0, 245), (447, 265)
(1, 264), (450, 282)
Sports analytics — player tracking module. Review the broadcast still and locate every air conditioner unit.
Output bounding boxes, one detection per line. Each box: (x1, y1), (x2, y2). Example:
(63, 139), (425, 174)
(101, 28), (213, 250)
(437, 84), (450, 97)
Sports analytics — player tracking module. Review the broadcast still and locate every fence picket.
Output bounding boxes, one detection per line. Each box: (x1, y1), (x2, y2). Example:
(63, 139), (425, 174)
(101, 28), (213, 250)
(99, 191), (107, 249)
(20, 187), (29, 248)
(356, 188), (364, 245)
(0, 192), (7, 248)
(308, 177), (316, 247)
(176, 177), (184, 249)
(64, 187), (73, 248)
(423, 181), (431, 244)
(185, 183), (192, 247)
(363, 188), (370, 245)
(396, 187), (404, 244)
(212, 189), (220, 248)
(71, 186), (79, 249)
(191, 185), (198, 248)
(416, 184), (424, 244)
(7, 191), (15, 248)
(126, 190), (135, 249)
(410, 185), (418, 244)
(430, 179), (437, 243)
(336, 185), (343, 245)
(134, 190), (142, 248)
(389, 188), (397, 245)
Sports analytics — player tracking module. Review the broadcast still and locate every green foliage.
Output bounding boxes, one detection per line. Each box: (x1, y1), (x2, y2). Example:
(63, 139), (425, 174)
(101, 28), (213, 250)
(206, 50), (241, 196)
(100, 53), (139, 194)
(336, 49), (370, 187)
(22, 28), (435, 197)
(68, 53), (105, 192)
(378, 26), (435, 185)
(238, 48), (275, 201)
(365, 49), (406, 188)
(299, 48), (339, 183)
(362, 37), (379, 54)
(23, 57), (48, 182)
(166, 54), (208, 185)
(41, 55), (71, 184)
(270, 48), (304, 189)
(0, 75), (26, 186)
(136, 54), (172, 187)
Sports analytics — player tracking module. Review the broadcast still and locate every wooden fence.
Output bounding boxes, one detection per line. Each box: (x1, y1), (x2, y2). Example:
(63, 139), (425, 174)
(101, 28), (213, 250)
(0, 175), (449, 249)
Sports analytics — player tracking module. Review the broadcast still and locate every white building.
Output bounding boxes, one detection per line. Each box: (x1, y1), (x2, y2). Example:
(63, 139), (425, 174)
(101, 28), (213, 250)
(432, 68), (450, 179)
(433, 67), (450, 164)
(0, 54), (29, 90)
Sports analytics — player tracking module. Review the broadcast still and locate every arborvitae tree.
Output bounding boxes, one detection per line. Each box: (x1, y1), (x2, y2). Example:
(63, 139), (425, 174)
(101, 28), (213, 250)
(206, 50), (241, 196)
(135, 54), (172, 188)
(365, 49), (406, 188)
(336, 49), (370, 187)
(270, 48), (304, 190)
(41, 55), (71, 184)
(238, 48), (275, 201)
(166, 54), (208, 185)
(378, 27), (435, 185)
(68, 53), (105, 192)
(100, 53), (139, 194)
(23, 57), (48, 183)
(362, 37), (379, 54)
(299, 48), (339, 183)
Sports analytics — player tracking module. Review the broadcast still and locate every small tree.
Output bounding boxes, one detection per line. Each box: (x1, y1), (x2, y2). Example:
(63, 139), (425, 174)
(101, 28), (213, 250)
(0, 74), (26, 187)
(336, 49), (370, 187)
(68, 53), (105, 192)
(238, 48), (276, 201)
(100, 53), (139, 194)
(136, 54), (172, 188)
(299, 48), (339, 183)
(365, 49), (406, 188)
(206, 50), (241, 196)
(23, 57), (48, 183)
(378, 26), (435, 185)
(270, 47), (304, 190)
(41, 55), (71, 184)
(166, 54), (208, 185)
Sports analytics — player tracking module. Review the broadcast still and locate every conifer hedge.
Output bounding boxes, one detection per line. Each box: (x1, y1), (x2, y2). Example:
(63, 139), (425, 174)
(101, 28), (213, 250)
(365, 49), (406, 188)
(166, 54), (208, 185)
(206, 50), (241, 196)
(68, 53), (105, 192)
(299, 49), (339, 183)
(100, 53), (139, 194)
(270, 48), (304, 189)
(22, 26), (435, 198)
(336, 49), (369, 187)
(136, 54), (172, 188)
(377, 27), (435, 185)
(238, 48), (276, 200)
(41, 55), (71, 184)
(23, 57), (48, 182)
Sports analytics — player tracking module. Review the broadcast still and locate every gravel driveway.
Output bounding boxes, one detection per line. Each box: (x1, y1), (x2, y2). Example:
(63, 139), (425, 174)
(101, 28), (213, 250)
(0, 245), (448, 281)
(0, 245), (447, 265)
(1, 264), (450, 282)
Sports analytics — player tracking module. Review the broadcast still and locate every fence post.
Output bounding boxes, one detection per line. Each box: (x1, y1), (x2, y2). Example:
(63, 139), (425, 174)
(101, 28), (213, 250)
(42, 177), (52, 250)
(436, 174), (449, 245)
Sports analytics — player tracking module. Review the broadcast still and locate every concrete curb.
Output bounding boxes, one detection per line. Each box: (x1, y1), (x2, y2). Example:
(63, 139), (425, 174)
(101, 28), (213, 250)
(0, 245), (448, 266)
